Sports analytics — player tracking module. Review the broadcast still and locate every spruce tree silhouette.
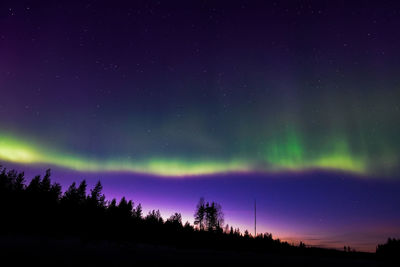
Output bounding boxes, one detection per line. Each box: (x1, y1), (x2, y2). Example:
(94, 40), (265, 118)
(88, 181), (106, 209)
(134, 203), (143, 219)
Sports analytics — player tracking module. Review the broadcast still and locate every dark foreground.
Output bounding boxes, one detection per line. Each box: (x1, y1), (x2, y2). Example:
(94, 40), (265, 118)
(1, 167), (398, 266)
(0, 234), (391, 267)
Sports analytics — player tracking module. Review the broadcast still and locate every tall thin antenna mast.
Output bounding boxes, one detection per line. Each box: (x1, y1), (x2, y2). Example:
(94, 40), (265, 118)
(254, 199), (257, 237)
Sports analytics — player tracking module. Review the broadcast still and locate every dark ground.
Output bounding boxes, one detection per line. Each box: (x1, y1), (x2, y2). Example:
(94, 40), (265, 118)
(0, 234), (392, 267)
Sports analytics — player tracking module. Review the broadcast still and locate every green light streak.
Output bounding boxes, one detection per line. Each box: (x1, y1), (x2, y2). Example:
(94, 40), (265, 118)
(0, 133), (250, 176)
(0, 137), (40, 163)
(264, 128), (304, 169)
(263, 129), (367, 174)
(0, 131), (389, 177)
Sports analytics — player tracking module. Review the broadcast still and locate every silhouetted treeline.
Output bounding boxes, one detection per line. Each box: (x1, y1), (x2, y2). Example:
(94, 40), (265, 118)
(0, 166), (395, 262)
(0, 166), (292, 252)
(376, 238), (400, 261)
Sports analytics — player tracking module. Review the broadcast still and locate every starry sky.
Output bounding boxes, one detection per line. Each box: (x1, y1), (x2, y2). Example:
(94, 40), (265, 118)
(1, 0), (400, 251)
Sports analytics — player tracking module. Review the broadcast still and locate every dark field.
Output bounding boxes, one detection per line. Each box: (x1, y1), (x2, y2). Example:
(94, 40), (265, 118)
(0, 234), (389, 267)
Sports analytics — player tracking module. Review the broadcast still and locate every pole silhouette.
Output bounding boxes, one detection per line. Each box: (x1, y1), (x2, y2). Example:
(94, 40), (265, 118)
(254, 199), (257, 237)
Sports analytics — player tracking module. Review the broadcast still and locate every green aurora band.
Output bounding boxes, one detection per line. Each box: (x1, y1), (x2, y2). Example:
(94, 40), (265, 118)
(0, 131), (397, 177)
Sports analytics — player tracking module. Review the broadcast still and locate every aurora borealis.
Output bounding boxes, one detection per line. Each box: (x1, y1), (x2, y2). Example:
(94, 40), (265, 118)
(1, 0), (400, 251)
(0, 86), (398, 177)
(0, 131), (369, 176)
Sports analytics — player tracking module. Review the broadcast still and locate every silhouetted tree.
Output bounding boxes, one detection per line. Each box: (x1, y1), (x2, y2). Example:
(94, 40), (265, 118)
(224, 224), (230, 234)
(40, 169), (51, 193)
(77, 180), (87, 203)
(146, 209), (163, 224)
(107, 198), (118, 217)
(118, 197), (134, 218)
(377, 238), (400, 260)
(264, 232), (273, 240)
(205, 201), (224, 231)
(27, 175), (41, 194)
(62, 182), (77, 205)
(167, 212), (182, 227)
(49, 182), (62, 202)
(88, 181), (105, 209)
(183, 221), (193, 231)
(14, 172), (25, 192)
(244, 230), (250, 238)
(194, 197), (205, 230)
(134, 203), (142, 219)
(215, 202), (224, 229)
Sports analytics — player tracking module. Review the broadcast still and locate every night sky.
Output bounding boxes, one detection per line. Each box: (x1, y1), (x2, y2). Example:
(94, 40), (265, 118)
(1, 1), (400, 251)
